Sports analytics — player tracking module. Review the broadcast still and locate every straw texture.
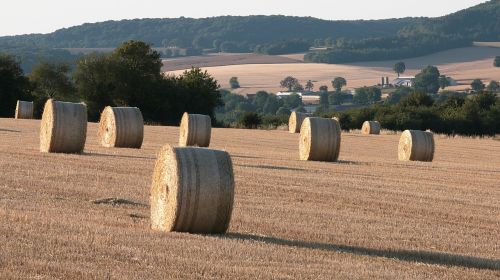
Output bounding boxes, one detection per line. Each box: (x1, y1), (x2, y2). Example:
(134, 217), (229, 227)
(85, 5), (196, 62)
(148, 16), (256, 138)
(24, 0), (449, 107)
(362, 121), (381, 135)
(398, 130), (435, 162)
(15, 100), (34, 119)
(179, 113), (211, 147)
(39, 99), (87, 153)
(150, 145), (235, 234)
(289, 112), (308, 133)
(98, 106), (144, 148)
(299, 117), (341, 162)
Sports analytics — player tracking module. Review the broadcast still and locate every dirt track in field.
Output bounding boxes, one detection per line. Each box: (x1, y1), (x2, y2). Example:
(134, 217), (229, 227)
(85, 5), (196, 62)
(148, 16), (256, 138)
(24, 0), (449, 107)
(0, 118), (499, 279)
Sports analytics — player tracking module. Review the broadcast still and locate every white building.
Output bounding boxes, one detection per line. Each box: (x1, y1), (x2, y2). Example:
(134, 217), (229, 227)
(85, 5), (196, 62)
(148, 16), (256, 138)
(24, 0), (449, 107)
(392, 76), (415, 87)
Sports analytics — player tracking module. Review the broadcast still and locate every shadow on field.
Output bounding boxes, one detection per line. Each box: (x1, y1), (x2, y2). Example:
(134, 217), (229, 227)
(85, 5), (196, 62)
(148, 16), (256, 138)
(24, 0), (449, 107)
(0, 128), (21, 133)
(223, 233), (500, 271)
(232, 154), (262, 159)
(84, 152), (155, 160)
(92, 198), (148, 208)
(236, 164), (306, 172)
(336, 160), (362, 165)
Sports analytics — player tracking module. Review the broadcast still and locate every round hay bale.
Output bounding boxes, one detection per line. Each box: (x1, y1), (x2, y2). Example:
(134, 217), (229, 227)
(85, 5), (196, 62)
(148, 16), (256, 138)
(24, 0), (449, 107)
(299, 117), (341, 162)
(98, 106), (144, 148)
(362, 121), (381, 135)
(150, 145), (235, 234)
(15, 100), (34, 119)
(40, 99), (87, 153)
(398, 130), (435, 162)
(289, 112), (308, 133)
(179, 112), (211, 147)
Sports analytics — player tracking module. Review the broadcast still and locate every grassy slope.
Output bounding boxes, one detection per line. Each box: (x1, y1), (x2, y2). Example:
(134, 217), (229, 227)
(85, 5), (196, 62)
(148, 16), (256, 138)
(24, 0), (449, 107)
(0, 119), (499, 279)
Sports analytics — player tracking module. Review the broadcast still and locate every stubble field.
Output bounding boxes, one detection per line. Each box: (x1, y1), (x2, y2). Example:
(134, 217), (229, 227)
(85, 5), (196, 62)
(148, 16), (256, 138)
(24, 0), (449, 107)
(166, 46), (500, 95)
(0, 118), (499, 279)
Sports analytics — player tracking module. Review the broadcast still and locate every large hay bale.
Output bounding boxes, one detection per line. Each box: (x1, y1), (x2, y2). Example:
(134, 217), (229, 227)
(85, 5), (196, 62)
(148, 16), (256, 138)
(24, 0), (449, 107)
(362, 121), (381, 135)
(40, 99), (87, 153)
(179, 112), (211, 147)
(150, 145), (235, 234)
(398, 130), (435, 162)
(299, 117), (341, 162)
(98, 106), (144, 148)
(15, 100), (34, 119)
(289, 112), (308, 133)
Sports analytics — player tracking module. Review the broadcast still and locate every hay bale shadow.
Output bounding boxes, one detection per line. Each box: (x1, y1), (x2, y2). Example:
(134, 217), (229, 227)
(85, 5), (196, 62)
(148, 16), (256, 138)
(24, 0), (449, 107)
(92, 198), (148, 208)
(220, 233), (500, 271)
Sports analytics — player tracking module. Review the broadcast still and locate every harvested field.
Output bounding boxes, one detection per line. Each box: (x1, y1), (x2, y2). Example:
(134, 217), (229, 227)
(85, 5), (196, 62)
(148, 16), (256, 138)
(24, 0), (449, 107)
(166, 47), (500, 94)
(162, 53), (301, 72)
(0, 118), (499, 279)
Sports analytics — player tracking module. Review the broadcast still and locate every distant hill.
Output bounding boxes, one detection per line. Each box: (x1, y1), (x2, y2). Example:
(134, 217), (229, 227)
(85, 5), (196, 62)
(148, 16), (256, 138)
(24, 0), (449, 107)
(0, 16), (420, 50)
(306, 0), (500, 63)
(1, 0), (500, 71)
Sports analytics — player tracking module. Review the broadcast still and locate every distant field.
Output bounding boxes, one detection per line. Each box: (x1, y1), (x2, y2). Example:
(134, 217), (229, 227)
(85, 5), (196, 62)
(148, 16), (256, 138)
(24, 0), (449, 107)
(165, 46), (500, 94)
(1, 118), (499, 279)
(473, 42), (500, 48)
(162, 53), (301, 71)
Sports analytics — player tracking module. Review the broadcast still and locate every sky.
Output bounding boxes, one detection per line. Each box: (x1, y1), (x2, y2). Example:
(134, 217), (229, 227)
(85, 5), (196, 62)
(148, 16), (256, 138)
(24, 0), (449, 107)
(0, 0), (488, 36)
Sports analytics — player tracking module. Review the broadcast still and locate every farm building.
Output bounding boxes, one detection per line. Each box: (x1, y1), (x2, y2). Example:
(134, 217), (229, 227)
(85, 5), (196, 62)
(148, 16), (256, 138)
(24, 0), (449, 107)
(392, 76), (415, 87)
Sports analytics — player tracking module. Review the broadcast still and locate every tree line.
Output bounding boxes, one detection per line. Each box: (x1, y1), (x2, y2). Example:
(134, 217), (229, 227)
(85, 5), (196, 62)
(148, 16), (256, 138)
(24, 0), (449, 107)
(0, 41), (221, 124)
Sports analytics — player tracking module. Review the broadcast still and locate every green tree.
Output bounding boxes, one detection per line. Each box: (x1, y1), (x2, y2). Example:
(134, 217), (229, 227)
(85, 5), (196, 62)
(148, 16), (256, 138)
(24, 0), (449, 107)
(471, 79), (485, 91)
(319, 92), (329, 106)
(30, 62), (76, 116)
(238, 112), (262, 128)
(438, 75), (450, 90)
(486, 80), (499, 92)
(280, 76), (300, 92)
(494, 56), (500, 67)
(263, 94), (280, 114)
(332, 77), (347, 93)
(0, 54), (31, 117)
(276, 107), (291, 116)
(399, 92), (434, 107)
(319, 85), (328, 92)
(229, 77), (240, 89)
(413, 66), (440, 94)
(305, 80), (314, 92)
(393, 61), (406, 77)
(283, 93), (302, 109)
(353, 87), (381, 105)
(292, 83), (304, 92)
(385, 87), (413, 105)
(252, 91), (270, 112)
(329, 92), (342, 105)
(74, 54), (119, 119)
(175, 67), (223, 119)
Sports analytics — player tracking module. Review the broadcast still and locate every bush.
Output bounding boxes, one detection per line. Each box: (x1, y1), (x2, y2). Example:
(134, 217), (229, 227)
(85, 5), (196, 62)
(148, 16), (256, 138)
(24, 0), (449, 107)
(229, 77), (240, 89)
(262, 114), (288, 128)
(237, 112), (262, 129)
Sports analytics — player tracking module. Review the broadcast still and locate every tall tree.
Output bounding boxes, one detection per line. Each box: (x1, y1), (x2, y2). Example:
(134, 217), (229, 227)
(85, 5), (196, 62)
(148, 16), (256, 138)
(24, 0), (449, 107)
(413, 66), (441, 94)
(305, 80), (314, 92)
(280, 76), (300, 92)
(229, 77), (240, 89)
(393, 62), (406, 77)
(471, 79), (485, 91)
(494, 56), (500, 67)
(30, 62), (76, 116)
(0, 54), (31, 117)
(319, 85), (328, 92)
(332, 77), (347, 93)
(486, 80), (499, 92)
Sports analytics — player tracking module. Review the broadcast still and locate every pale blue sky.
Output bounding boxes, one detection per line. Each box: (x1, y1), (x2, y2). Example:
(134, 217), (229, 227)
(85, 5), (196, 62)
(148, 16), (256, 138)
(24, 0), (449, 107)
(0, 0), (487, 36)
